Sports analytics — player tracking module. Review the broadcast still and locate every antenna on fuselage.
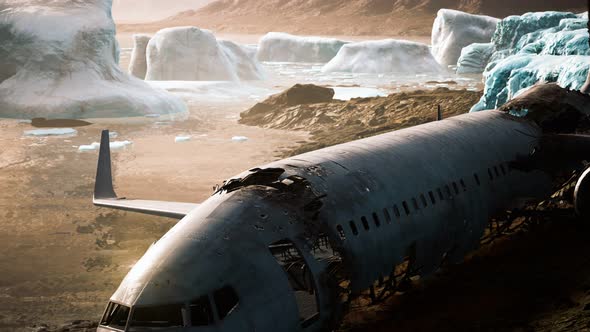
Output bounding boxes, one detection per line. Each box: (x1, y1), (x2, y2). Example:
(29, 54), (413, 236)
(437, 104), (443, 121)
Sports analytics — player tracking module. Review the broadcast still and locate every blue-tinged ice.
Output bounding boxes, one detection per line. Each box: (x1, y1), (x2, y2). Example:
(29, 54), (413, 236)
(471, 55), (590, 112)
(492, 11), (578, 52)
(456, 43), (494, 74)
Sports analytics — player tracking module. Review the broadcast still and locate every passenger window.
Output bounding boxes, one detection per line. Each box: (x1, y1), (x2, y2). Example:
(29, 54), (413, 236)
(361, 216), (370, 230)
(101, 302), (130, 330)
(402, 201), (410, 215)
(190, 295), (214, 326)
(383, 208), (392, 224)
(420, 194), (428, 207)
(393, 205), (401, 218)
(460, 179), (467, 191)
(349, 221), (359, 235)
(445, 185), (452, 198)
(214, 286), (239, 320)
(488, 168), (494, 180)
(412, 198), (420, 211)
(437, 188), (444, 200)
(130, 304), (183, 329)
(500, 164), (507, 175)
(494, 166), (500, 177)
(474, 173), (481, 186)
(336, 225), (346, 240)
(428, 191), (436, 205)
(372, 212), (381, 227)
(452, 182), (459, 194)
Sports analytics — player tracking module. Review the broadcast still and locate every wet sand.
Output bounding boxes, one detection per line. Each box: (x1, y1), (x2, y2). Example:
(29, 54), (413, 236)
(0, 103), (306, 330)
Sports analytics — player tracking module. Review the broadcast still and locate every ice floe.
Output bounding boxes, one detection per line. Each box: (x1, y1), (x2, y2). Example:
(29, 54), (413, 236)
(24, 128), (77, 137)
(257, 32), (348, 63)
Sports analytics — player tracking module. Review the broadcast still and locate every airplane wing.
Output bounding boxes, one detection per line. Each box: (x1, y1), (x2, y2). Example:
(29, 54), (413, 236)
(93, 130), (200, 219)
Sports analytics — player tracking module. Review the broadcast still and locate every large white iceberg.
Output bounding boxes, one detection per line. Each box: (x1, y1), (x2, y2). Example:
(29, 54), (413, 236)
(257, 32), (348, 63)
(456, 43), (495, 74)
(431, 9), (499, 67)
(0, 0), (187, 119)
(322, 39), (443, 74)
(471, 55), (590, 112)
(145, 27), (264, 81)
(128, 34), (151, 79)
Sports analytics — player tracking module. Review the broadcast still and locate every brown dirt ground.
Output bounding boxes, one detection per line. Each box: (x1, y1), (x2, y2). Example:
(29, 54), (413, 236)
(240, 86), (483, 155)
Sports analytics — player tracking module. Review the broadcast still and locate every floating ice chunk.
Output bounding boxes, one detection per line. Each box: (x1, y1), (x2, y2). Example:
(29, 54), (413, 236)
(78, 141), (132, 152)
(471, 55), (590, 112)
(175, 136), (191, 143)
(231, 136), (249, 142)
(78, 142), (100, 152)
(456, 43), (495, 74)
(17, 119), (32, 124)
(257, 32), (348, 63)
(24, 128), (77, 137)
(432, 9), (499, 66)
(110, 140), (133, 150)
(145, 27), (263, 81)
(322, 39), (443, 74)
(145, 114), (161, 118)
(109, 131), (118, 139)
(0, 0), (187, 119)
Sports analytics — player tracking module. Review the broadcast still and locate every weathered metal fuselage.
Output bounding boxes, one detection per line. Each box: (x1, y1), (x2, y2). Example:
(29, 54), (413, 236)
(98, 110), (555, 332)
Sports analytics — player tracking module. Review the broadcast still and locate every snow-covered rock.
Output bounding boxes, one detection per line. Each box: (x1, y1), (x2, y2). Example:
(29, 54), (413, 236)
(145, 27), (263, 81)
(471, 55), (590, 112)
(431, 9), (499, 67)
(322, 39), (443, 74)
(456, 43), (495, 74)
(0, 0), (187, 119)
(257, 32), (348, 63)
(128, 34), (151, 79)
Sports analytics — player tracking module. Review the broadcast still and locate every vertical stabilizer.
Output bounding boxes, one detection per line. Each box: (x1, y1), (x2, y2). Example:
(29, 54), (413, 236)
(94, 130), (117, 199)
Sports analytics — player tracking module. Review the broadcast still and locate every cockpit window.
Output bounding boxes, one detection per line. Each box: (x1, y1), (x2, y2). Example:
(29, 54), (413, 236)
(190, 295), (214, 326)
(128, 303), (184, 329)
(101, 302), (130, 330)
(213, 286), (239, 319)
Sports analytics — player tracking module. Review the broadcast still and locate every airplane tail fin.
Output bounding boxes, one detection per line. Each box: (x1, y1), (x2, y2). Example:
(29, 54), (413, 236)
(92, 130), (200, 219)
(94, 130), (117, 199)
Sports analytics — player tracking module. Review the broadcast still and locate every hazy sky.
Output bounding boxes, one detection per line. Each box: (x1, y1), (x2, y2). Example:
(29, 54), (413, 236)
(112, 0), (215, 23)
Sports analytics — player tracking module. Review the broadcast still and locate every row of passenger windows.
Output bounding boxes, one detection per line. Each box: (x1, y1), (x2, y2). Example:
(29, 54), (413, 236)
(335, 163), (511, 240)
(100, 286), (239, 330)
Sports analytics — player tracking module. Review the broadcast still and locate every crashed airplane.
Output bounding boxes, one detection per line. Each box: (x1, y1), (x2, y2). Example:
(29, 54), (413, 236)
(94, 100), (590, 331)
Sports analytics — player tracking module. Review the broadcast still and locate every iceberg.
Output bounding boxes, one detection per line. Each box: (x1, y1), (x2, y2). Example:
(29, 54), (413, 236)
(456, 43), (494, 74)
(492, 11), (577, 52)
(322, 39), (443, 74)
(431, 9), (499, 67)
(128, 34), (151, 79)
(145, 27), (264, 81)
(0, 0), (187, 119)
(257, 32), (348, 63)
(471, 55), (590, 112)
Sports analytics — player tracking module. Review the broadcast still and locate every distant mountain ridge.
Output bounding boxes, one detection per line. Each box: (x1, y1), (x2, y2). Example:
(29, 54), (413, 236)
(119, 0), (586, 36)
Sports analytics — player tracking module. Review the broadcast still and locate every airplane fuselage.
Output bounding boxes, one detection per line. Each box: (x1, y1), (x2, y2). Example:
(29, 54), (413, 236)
(97, 110), (556, 332)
